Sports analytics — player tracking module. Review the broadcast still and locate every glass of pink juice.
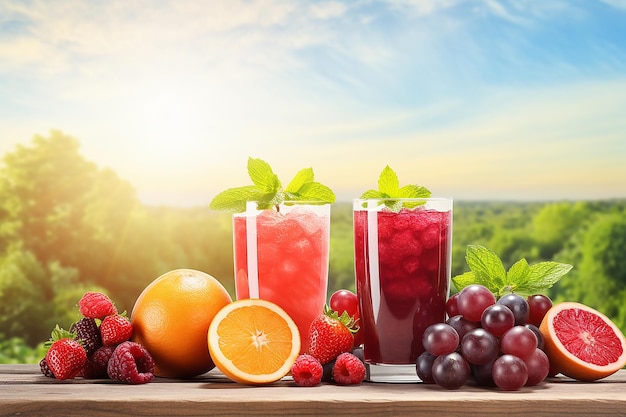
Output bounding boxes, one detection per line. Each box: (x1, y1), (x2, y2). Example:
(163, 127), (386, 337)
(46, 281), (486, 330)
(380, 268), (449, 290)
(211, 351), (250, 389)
(353, 198), (452, 382)
(233, 202), (330, 354)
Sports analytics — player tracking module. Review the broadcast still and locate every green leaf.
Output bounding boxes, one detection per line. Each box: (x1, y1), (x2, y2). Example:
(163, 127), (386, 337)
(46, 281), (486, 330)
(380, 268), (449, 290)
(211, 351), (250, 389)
(378, 165), (399, 196)
(504, 258), (531, 295)
(360, 190), (384, 200)
(285, 168), (314, 194)
(514, 262), (574, 296)
(398, 185), (431, 199)
(296, 181), (336, 203)
(452, 271), (478, 291)
(44, 324), (76, 350)
(247, 157), (281, 193)
(465, 245), (507, 294)
(209, 186), (261, 213)
(359, 165), (431, 212)
(452, 244), (573, 299)
(209, 157), (336, 212)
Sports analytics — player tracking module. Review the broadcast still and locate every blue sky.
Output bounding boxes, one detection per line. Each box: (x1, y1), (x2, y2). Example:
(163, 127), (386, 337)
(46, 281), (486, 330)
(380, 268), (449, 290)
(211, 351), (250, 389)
(1, 0), (625, 206)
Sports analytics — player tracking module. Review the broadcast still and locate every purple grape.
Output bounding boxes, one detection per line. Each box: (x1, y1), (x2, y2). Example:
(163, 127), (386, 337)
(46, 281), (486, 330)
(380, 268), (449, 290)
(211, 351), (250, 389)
(497, 293), (529, 325)
(492, 354), (528, 391)
(500, 325), (537, 361)
(431, 352), (470, 390)
(446, 293), (460, 318)
(446, 315), (480, 340)
(471, 360), (496, 387)
(524, 348), (550, 386)
(460, 328), (499, 365)
(523, 323), (544, 350)
(481, 304), (515, 337)
(457, 285), (496, 322)
(422, 323), (460, 356)
(527, 294), (552, 326)
(415, 351), (437, 384)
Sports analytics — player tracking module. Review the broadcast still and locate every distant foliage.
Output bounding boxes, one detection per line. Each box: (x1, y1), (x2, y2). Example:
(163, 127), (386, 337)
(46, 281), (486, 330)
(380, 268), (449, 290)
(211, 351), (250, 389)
(1, 132), (625, 363)
(0, 132), (234, 354)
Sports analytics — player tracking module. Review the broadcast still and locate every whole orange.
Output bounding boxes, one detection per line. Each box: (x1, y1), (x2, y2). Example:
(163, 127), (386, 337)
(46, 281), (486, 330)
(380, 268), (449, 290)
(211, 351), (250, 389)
(131, 269), (232, 378)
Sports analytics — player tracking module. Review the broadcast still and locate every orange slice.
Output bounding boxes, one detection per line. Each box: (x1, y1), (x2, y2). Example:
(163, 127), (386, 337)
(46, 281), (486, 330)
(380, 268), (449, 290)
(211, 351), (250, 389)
(540, 302), (626, 381)
(207, 298), (301, 384)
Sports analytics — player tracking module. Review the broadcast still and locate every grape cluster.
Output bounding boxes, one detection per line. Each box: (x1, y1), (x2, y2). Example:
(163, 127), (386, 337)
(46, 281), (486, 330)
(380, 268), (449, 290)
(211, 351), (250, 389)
(416, 284), (553, 391)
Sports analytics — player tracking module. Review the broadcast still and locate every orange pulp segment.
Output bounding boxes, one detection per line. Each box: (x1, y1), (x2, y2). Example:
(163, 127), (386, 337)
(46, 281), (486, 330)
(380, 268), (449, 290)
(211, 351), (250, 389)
(207, 299), (301, 384)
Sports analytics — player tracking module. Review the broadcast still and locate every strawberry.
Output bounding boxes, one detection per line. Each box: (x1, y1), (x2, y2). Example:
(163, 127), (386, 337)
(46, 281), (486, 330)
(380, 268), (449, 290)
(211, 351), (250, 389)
(45, 325), (87, 379)
(307, 306), (356, 365)
(100, 314), (133, 346)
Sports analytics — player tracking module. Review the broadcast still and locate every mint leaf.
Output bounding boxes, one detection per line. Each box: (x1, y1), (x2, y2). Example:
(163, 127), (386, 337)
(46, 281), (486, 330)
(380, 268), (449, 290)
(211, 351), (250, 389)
(398, 185), (431, 199)
(294, 182), (336, 203)
(451, 271), (479, 290)
(359, 165), (431, 212)
(452, 244), (573, 298)
(465, 245), (507, 292)
(360, 190), (384, 200)
(515, 261), (573, 296)
(248, 157), (281, 193)
(378, 165), (399, 196)
(209, 186), (261, 213)
(210, 158), (335, 212)
(505, 258), (531, 295)
(285, 168), (314, 194)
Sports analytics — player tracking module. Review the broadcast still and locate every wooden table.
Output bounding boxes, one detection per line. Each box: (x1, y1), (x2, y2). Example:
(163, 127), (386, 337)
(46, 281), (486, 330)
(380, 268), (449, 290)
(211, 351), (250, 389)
(1, 364), (625, 416)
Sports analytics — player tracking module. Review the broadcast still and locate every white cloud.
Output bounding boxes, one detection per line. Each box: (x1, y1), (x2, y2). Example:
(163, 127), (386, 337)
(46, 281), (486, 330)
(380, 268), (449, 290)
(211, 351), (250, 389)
(309, 2), (348, 19)
(599, 0), (626, 10)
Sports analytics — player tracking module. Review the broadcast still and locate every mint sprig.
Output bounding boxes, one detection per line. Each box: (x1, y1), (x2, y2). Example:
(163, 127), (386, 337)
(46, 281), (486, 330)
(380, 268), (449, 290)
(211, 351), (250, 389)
(360, 165), (431, 211)
(209, 157), (336, 212)
(452, 245), (573, 298)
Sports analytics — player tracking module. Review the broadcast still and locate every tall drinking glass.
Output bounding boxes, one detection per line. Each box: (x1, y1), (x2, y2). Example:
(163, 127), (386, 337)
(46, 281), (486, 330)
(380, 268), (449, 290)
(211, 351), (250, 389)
(233, 201), (331, 354)
(353, 198), (452, 382)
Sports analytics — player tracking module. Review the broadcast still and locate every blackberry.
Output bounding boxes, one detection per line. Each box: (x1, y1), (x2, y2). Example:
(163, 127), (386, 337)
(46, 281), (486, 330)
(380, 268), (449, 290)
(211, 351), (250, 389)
(71, 317), (102, 355)
(39, 357), (55, 378)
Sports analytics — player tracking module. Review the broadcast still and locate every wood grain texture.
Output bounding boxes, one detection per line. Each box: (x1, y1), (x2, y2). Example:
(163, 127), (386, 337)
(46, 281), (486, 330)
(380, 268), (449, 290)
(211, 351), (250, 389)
(1, 365), (625, 417)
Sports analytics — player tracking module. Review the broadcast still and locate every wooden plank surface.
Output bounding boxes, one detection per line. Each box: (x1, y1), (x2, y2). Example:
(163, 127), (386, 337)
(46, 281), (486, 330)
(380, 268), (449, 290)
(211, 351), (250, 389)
(1, 365), (625, 417)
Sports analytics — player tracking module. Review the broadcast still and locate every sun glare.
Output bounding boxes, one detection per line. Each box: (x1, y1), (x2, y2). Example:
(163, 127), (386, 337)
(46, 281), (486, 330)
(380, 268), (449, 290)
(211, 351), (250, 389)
(122, 77), (217, 164)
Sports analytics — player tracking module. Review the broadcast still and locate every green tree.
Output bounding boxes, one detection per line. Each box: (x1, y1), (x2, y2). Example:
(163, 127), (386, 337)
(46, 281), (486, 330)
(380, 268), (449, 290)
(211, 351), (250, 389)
(328, 203), (356, 294)
(532, 202), (590, 259)
(0, 244), (94, 345)
(555, 212), (626, 333)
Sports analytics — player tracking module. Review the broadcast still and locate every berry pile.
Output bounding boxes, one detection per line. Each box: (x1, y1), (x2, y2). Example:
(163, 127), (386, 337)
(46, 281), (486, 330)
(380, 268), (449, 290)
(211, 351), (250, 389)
(39, 291), (155, 384)
(291, 348), (366, 387)
(416, 284), (553, 391)
(291, 299), (366, 387)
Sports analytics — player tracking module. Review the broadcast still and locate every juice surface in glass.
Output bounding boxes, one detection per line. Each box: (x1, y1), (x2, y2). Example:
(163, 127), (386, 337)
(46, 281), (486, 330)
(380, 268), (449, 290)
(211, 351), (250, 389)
(233, 203), (330, 354)
(354, 199), (452, 366)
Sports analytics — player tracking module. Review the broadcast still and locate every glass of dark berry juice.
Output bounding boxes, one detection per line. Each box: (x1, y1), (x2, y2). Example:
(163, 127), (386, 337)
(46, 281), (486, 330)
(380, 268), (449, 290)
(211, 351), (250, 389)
(353, 198), (452, 382)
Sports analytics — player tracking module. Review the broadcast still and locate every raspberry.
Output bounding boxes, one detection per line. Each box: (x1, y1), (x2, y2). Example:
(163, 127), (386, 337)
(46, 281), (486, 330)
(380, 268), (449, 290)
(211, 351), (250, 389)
(78, 292), (117, 320)
(291, 354), (323, 387)
(332, 352), (366, 385)
(82, 345), (116, 379)
(71, 317), (102, 355)
(107, 341), (155, 384)
(100, 314), (133, 346)
(39, 357), (55, 378)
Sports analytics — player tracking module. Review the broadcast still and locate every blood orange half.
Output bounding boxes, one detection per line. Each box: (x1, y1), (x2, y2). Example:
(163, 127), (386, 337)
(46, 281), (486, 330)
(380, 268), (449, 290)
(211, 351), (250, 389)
(540, 302), (626, 381)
